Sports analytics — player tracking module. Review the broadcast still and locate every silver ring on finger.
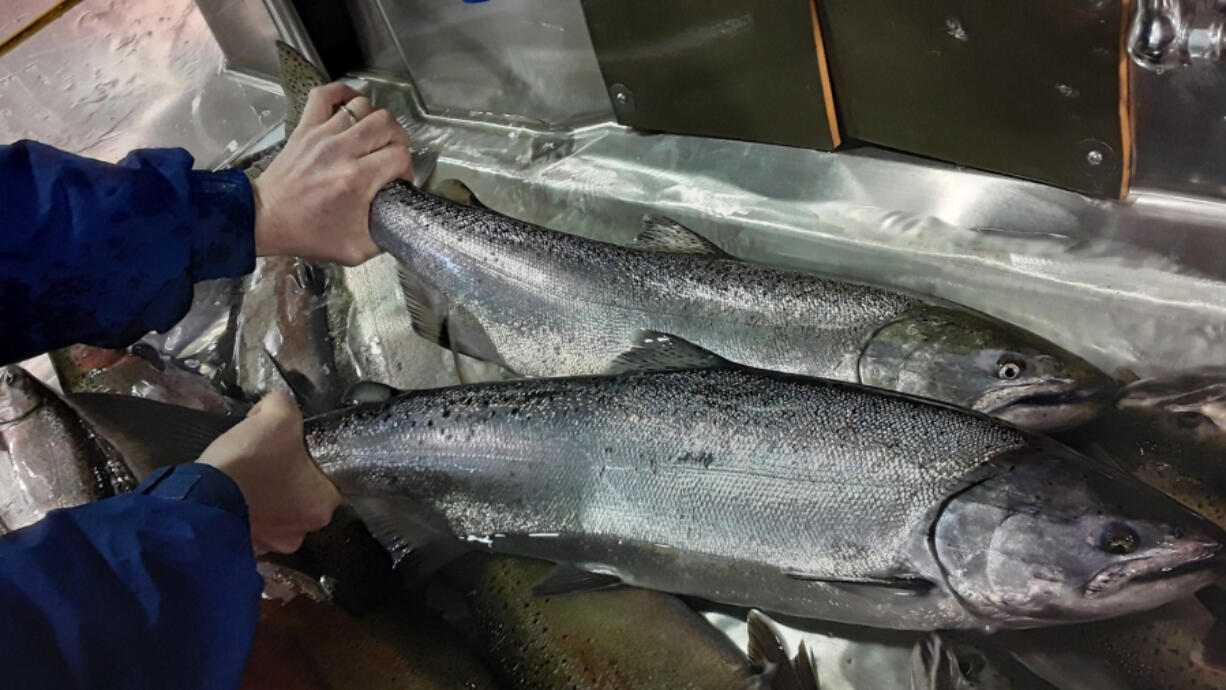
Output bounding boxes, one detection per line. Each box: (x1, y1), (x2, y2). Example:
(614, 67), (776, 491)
(339, 103), (359, 125)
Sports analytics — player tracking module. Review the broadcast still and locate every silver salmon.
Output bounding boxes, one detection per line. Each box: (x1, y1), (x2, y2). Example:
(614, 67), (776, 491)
(270, 42), (1114, 433)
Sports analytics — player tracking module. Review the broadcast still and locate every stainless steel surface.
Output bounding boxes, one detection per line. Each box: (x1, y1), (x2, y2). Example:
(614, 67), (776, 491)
(195, 0), (281, 79)
(0, 0), (284, 167)
(1128, 0), (1226, 196)
(1128, 0), (1226, 69)
(369, 0), (612, 126)
(352, 73), (1226, 379)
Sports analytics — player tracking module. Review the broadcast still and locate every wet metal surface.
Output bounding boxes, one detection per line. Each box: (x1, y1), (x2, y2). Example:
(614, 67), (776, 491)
(0, 0), (284, 167)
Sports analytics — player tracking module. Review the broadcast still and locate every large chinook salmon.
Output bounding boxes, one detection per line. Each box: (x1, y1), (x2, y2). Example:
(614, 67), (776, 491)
(74, 335), (1226, 632)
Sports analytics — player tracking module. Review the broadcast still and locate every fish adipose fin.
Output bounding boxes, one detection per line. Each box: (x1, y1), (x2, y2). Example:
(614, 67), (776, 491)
(275, 40), (328, 133)
(530, 563), (624, 597)
(341, 381), (402, 406)
(64, 394), (240, 475)
(632, 215), (729, 257)
(431, 178), (486, 209)
(606, 331), (734, 375)
(747, 610), (820, 690)
(784, 570), (935, 594)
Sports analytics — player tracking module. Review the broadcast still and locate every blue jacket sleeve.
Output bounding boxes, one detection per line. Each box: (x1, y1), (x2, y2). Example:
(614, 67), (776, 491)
(0, 141), (256, 364)
(0, 464), (263, 690)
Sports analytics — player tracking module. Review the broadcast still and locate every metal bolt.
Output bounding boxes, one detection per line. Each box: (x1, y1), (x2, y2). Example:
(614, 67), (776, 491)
(609, 83), (635, 112)
(1086, 149), (1104, 166)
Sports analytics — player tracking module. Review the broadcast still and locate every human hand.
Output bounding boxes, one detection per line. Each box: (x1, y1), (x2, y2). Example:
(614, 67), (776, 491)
(198, 392), (340, 554)
(252, 82), (413, 266)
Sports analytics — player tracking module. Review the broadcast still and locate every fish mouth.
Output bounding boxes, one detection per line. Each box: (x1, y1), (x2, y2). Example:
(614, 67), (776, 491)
(974, 379), (1113, 431)
(1083, 542), (1224, 598)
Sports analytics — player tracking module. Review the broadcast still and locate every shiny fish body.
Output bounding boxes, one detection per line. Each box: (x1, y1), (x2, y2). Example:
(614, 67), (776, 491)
(308, 366), (1222, 631)
(371, 182), (1113, 431)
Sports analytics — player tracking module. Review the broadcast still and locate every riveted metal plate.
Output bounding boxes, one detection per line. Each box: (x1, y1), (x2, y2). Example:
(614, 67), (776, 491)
(580, 0), (840, 150)
(817, 0), (1130, 197)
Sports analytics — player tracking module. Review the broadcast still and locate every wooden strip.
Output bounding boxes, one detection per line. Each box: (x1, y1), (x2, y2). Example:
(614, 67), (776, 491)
(1117, 0), (1134, 199)
(0, 0), (86, 59)
(809, 0), (842, 148)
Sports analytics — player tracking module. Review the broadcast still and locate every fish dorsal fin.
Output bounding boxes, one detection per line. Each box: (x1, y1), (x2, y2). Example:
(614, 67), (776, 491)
(276, 40), (328, 133)
(531, 563), (624, 597)
(631, 215), (728, 257)
(605, 331), (733, 375)
(395, 267), (450, 348)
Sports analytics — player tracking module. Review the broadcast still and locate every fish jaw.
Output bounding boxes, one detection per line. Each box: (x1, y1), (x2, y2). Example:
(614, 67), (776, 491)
(973, 378), (1114, 433)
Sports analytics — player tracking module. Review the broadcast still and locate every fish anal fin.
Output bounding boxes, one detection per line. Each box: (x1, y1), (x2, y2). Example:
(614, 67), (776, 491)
(605, 331), (733, 375)
(631, 215), (728, 257)
(531, 563), (624, 597)
(445, 303), (515, 373)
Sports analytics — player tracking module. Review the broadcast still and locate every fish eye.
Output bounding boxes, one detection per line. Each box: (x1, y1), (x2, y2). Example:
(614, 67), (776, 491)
(997, 360), (1024, 380)
(1098, 523), (1139, 555)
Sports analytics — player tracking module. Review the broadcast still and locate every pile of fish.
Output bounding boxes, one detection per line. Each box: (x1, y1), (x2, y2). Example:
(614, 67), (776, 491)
(5, 41), (1226, 688)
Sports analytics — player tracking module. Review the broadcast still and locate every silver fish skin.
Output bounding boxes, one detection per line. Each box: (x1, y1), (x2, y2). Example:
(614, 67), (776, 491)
(0, 366), (133, 532)
(370, 181), (1113, 432)
(306, 365), (1223, 632)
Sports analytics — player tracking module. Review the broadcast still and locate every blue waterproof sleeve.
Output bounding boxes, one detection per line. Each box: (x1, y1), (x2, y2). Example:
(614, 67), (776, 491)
(0, 464), (263, 690)
(0, 140), (256, 364)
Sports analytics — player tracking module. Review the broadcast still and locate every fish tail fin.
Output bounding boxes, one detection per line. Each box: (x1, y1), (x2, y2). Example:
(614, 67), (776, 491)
(275, 40), (329, 133)
(64, 393), (240, 476)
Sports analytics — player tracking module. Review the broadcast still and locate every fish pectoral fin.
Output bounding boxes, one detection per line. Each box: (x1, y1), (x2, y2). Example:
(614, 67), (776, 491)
(341, 381), (402, 406)
(783, 570), (936, 594)
(631, 215), (729, 257)
(747, 610), (820, 690)
(605, 331), (734, 375)
(530, 563), (625, 597)
(395, 267), (450, 348)
(64, 394), (240, 475)
(275, 41), (328, 133)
